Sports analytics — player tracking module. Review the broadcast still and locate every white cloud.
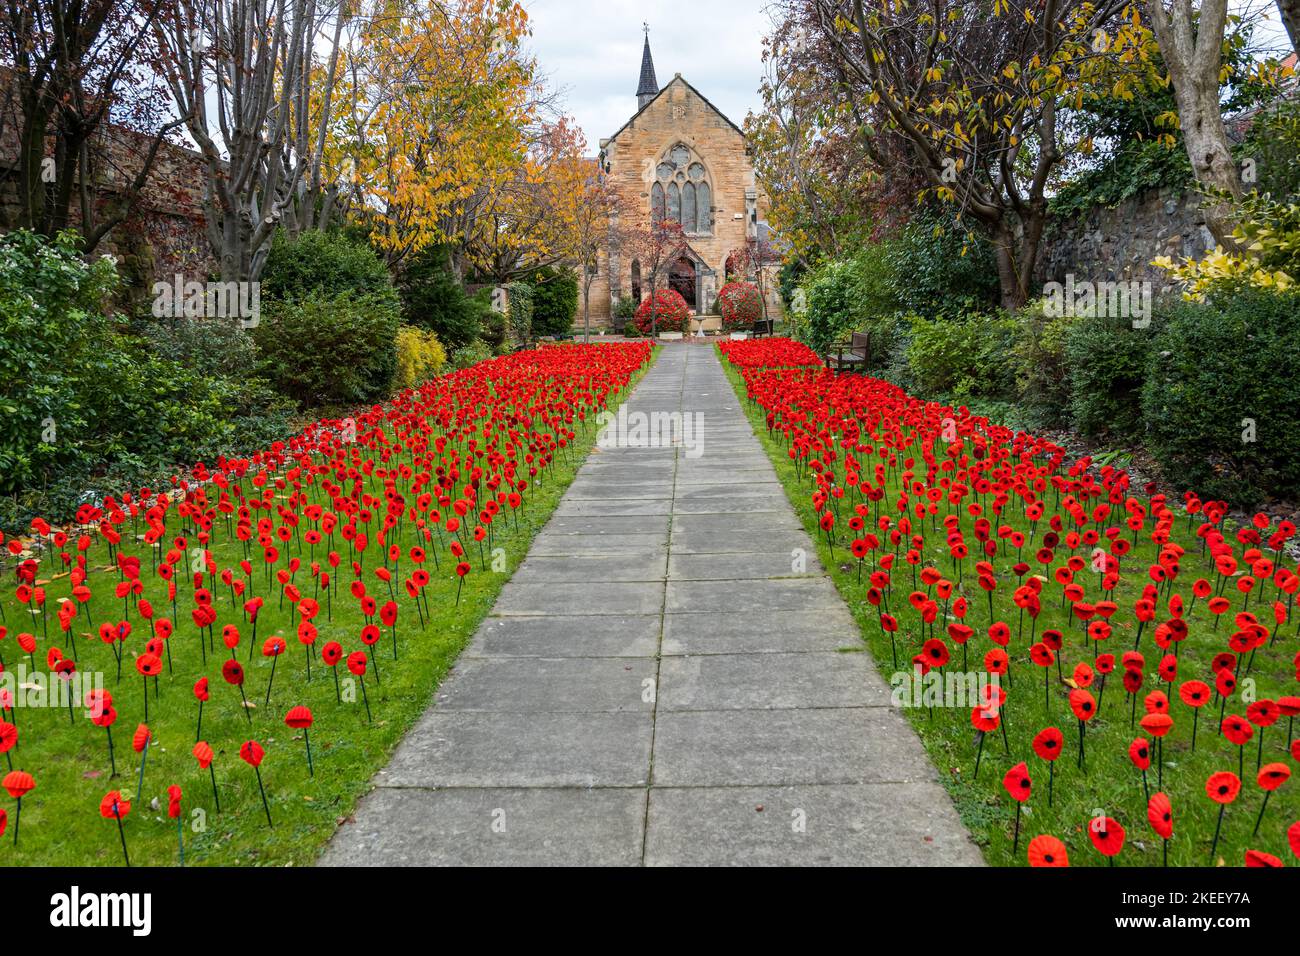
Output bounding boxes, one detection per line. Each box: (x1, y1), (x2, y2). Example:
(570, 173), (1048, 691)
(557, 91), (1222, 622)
(523, 0), (770, 148)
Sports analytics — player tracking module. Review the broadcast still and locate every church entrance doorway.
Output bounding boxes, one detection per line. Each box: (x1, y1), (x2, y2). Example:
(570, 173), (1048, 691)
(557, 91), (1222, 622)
(668, 257), (697, 312)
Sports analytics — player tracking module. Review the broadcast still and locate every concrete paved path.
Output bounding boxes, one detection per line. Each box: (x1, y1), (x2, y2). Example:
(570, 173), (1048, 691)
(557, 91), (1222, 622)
(320, 344), (983, 866)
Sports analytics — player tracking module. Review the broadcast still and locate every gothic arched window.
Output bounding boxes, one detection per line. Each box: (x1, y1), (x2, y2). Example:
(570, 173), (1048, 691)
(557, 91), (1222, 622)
(650, 143), (712, 235)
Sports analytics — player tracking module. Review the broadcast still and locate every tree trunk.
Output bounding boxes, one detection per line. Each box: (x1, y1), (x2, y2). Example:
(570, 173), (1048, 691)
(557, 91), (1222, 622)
(1278, 0), (1300, 54)
(1146, 0), (1241, 247)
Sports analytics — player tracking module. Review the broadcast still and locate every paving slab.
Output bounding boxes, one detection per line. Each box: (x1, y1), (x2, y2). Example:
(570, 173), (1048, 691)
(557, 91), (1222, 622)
(381, 711), (653, 788)
(658, 652), (889, 710)
(644, 784), (985, 867)
(491, 580), (663, 616)
(512, 553), (667, 583)
(651, 707), (937, 787)
(466, 615), (661, 658)
(321, 344), (981, 867)
(435, 657), (655, 712)
(325, 787), (647, 867)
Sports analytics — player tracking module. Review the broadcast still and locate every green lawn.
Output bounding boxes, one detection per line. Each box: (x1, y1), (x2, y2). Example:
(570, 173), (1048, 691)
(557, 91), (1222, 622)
(0, 349), (656, 866)
(721, 352), (1299, 867)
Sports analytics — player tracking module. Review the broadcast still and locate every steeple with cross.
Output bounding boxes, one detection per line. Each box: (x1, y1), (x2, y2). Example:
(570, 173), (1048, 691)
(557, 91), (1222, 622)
(636, 24), (658, 110)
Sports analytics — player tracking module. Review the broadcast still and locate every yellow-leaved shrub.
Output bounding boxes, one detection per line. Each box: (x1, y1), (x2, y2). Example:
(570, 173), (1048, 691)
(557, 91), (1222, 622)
(394, 326), (446, 389)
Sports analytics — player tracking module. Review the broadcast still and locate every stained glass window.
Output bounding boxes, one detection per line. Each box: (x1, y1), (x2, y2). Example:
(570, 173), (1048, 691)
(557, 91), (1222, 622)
(667, 181), (680, 222)
(695, 181), (711, 233)
(681, 183), (696, 233)
(651, 182), (665, 222)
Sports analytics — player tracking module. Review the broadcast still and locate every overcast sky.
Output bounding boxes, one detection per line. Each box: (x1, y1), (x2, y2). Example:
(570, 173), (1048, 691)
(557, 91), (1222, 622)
(522, 0), (1293, 153)
(523, 0), (772, 149)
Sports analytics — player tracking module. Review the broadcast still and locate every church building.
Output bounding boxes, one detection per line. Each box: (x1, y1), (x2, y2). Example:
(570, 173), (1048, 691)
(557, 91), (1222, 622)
(587, 31), (782, 328)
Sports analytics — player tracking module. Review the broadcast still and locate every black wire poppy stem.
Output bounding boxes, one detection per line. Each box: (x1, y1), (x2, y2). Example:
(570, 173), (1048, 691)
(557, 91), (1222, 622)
(1253, 791), (1272, 836)
(973, 731), (985, 780)
(115, 809), (130, 867)
(1047, 760), (1054, 807)
(253, 765), (273, 828)
(1012, 802), (1021, 856)
(209, 764), (221, 813)
(1209, 804), (1226, 863)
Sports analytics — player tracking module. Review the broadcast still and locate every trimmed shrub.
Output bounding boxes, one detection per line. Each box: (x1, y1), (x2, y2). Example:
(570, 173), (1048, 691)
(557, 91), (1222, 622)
(1010, 299), (1081, 429)
(261, 229), (397, 307)
(398, 245), (486, 350)
(1142, 289), (1300, 505)
(1063, 314), (1156, 439)
(531, 267), (578, 337)
(451, 340), (494, 370)
(254, 292), (399, 407)
(635, 289), (691, 334)
(394, 326), (447, 389)
(883, 210), (1000, 317)
(804, 259), (863, 354)
(717, 281), (763, 331)
(906, 312), (1018, 401)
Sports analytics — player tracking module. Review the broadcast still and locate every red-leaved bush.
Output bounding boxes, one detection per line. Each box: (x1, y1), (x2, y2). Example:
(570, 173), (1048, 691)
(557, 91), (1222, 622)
(634, 289), (691, 335)
(716, 281), (763, 331)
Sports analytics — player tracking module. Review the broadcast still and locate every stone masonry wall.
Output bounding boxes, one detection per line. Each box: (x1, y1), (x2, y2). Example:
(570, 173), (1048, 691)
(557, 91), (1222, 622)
(1036, 185), (1214, 296)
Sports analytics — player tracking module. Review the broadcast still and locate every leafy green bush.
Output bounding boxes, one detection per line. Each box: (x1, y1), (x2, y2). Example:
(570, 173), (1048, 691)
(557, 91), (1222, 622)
(398, 246), (488, 350)
(506, 280), (534, 347)
(450, 340), (494, 370)
(254, 292), (399, 407)
(0, 231), (296, 528)
(531, 267), (578, 337)
(1010, 299), (1081, 428)
(1141, 289), (1300, 505)
(0, 230), (118, 494)
(883, 210), (1000, 317)
(1063, 313), (1157, 439)
(803, 259), (863, 354)
(261, 229), (397, 307)
(905, 313), (1017, 401)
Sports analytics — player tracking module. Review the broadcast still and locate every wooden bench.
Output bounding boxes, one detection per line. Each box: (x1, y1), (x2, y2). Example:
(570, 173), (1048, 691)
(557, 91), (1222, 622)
(822, 331), (870, 372)
(751, 319), (774, 338)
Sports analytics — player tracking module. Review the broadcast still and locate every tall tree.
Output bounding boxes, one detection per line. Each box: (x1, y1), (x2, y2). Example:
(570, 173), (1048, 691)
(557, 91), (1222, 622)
(329, 0), (538, 269)
(1144, 0), (1241, 243)
(804, 0), (1151, 308)
(1277, 0), (1299, 53)
(0, 0), (183, 252)
(154, 0), (348, 281)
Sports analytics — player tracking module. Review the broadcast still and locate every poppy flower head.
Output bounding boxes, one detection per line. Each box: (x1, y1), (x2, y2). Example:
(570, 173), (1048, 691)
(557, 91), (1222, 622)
(1068, 688), (1096, 722)
(1147, 792), (1173, 840)
(1128, 737), (1151, 771)
(322, 641), (343, 666)
(1206, 771), (1242, 805)
(239, 740), (265, 768)
(99, 790), (131, 820)
(1002, 762), (1031, 802)
(2, 770), (35, 798)
(221, 659), (245, 686)
(1032, 727), (1064, 762)
(284, 705), (314, 730)
(192, 741), (214, 769)
(1027, 834), (1069, 867)
(1088, 816), (1125, 857)
(1257, 763), (1290, 792)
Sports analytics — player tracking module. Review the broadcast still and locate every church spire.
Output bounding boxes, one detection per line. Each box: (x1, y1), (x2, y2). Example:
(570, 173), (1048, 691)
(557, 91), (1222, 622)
(636, 24), (658, 110)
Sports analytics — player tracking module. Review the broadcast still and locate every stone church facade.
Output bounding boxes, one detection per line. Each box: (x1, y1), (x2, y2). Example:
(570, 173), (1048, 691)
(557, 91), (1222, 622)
(585, 34), (782, 328)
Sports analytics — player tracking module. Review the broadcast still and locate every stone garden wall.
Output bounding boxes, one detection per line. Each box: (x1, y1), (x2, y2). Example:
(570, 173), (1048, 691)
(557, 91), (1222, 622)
(1036, 185), (1215, 296)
